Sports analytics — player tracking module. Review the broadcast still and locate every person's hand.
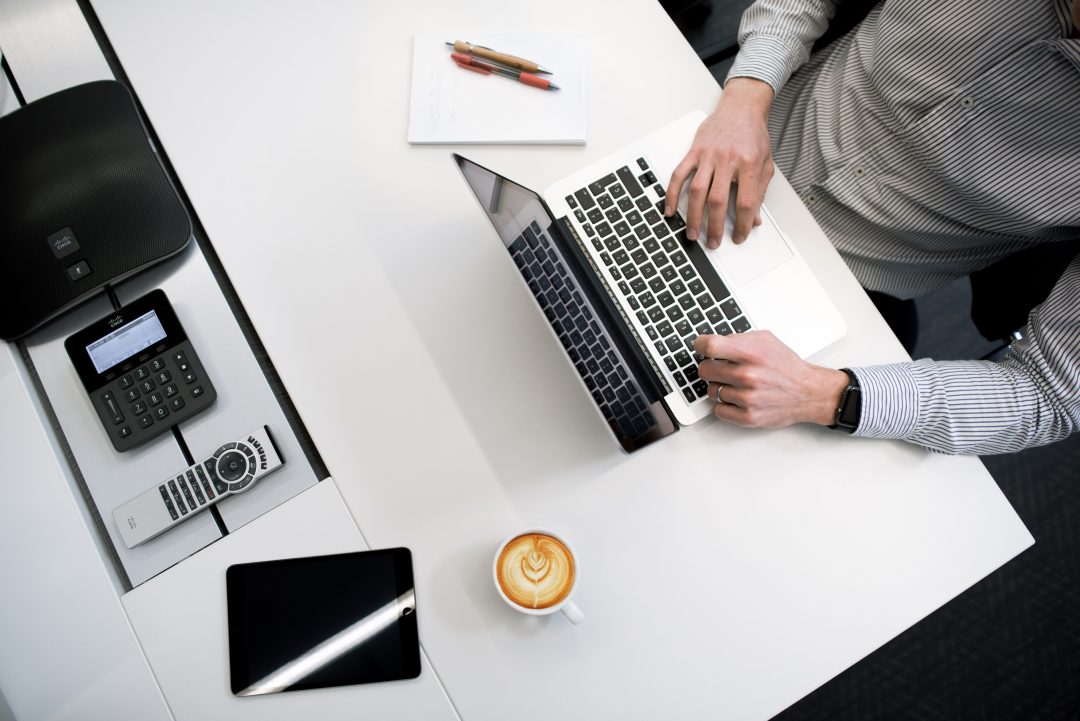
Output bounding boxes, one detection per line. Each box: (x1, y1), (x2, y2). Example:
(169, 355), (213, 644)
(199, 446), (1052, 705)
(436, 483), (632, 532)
(665, 78), (775, 248)
(695, 331), (850, 428)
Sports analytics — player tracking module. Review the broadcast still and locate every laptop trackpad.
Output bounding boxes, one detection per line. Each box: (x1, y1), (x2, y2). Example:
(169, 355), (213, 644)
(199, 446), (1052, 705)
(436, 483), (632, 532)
(706, 213), (795, 285)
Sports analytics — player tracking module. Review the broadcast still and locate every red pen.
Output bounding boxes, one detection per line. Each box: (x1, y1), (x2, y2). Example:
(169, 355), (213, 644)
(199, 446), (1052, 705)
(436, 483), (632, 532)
(450, 53), (560, 91)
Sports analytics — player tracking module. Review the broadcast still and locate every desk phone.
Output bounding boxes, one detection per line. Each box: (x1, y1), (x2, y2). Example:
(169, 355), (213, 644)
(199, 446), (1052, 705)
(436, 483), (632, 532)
(65, 289), (216, 452)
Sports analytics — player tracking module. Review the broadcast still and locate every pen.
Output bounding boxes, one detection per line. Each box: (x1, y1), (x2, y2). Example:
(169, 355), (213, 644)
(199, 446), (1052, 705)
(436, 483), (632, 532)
(445, 40), (553, 75)
(451, 53), (560, 91)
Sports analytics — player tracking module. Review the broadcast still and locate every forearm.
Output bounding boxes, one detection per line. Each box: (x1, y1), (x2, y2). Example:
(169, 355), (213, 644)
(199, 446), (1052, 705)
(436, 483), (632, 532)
(727, 0), (841, 94)
(851, 258), (1080, 455)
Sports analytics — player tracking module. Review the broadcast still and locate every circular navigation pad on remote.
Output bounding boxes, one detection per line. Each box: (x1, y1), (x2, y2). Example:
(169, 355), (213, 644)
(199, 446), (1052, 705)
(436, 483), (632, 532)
(217, 450), (248, 482)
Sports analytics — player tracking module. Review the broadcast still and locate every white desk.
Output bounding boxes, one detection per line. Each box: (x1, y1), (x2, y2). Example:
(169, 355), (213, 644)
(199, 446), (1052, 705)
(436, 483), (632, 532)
(4, 0), (1034, 718)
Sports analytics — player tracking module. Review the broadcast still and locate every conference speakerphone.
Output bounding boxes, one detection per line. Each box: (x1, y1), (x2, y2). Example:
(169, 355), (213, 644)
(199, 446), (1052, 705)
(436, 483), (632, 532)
(65, 289), (216, 452)
(113, 426), (285, 548)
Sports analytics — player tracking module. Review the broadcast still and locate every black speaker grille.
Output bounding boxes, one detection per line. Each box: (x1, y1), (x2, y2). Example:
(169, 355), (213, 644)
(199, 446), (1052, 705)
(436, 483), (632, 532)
(0, 80), (192, 339)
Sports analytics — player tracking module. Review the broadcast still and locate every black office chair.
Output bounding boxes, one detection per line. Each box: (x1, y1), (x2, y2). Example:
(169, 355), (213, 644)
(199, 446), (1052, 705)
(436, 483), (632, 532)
(969, 240), (1080, 355)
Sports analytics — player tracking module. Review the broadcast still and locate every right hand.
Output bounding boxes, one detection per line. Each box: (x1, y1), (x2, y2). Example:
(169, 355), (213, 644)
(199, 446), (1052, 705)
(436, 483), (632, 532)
(665, 78), (776, 248)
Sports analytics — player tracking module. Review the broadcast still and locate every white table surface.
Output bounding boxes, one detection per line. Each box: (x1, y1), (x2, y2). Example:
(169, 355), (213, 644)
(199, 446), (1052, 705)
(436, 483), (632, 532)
(84, 0), (1033, 718)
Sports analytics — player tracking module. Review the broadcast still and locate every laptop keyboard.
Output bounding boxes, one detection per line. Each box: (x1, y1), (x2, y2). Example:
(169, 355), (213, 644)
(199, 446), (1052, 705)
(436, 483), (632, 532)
(509, 221), (659, 439)
(566, 157), (753, 405)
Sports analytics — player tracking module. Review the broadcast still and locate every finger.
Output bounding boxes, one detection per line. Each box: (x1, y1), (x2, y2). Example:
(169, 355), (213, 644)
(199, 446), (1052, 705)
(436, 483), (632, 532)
(712, 401), (752, 426)
(730, 173), (763, 245)
(753, 211), (762, 227)
(697, 359), (739, 385)
(705, 382), (748, 408)
(694, 333), (752, 363)
(684, 164), (714, 242)
(705, 175), (734, 249)
(665, 156), (697, 217)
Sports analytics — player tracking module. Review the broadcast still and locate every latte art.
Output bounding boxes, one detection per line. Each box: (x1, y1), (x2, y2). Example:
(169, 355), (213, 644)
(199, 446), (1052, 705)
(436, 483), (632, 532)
(496, 533), (575, 610)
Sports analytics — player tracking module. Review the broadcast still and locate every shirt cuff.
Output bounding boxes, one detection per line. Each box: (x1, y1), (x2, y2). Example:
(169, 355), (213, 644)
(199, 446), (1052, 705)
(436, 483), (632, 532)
(848, 364), (921, 440)
(725, 35), (807, 96)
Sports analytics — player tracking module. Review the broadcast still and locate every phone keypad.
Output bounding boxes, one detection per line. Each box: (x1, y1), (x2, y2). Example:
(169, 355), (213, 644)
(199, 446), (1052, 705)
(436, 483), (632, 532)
(94, 340), (216, 451)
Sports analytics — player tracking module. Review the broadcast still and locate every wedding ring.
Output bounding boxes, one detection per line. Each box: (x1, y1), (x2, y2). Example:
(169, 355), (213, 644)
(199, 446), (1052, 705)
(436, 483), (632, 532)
(715, 384), (727, 404)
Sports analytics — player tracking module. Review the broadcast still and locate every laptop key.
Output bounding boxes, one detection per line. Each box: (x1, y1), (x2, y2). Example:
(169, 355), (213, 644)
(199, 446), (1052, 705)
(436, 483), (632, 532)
(597, 194), (614, 209)
(654, 184), (666, 197)
(616, 166), (644, 197)
(732, 317), (752, 333)
(682, 387), (697, 404)
(631, 248), (647, 264)
(688, 308), (705, 325)
(637, 310), (649, 325)
(648, 277), (665, 293)
(684, 365), (700, 382)
(665, 336), (683, 353)
(678, 294), (696, 311)
(661, 265), (678, 281)
(605, 208), (621, 223)
(640, 263), (657, 279)
(656, 320), (673, 337)
(566, 195), (578, 208)
(676, 320), (692, 337)
(665, 356), (678, 372)
(574, 188), (595, 209)
(614, 221), (631, 237)
(673, 371), (687, 387)
(583, 223), (595, 237)
(675, 351), (692, 367)
(657, 291), (675, 307)
(670, 251), (688, 267)
(589, 174), (618, 195)
(588, 208), (603, 223)
(611, 183), (626, 198)
(630, 277), (647, 293)
(666, 306), (683, 323)
(693, 380), (709, 398)
(721, 298), (742, 318)
(638, 291), (656, 308)
(613, 250), (629, 265)
(617, 196), (633, 211)
(647, 306), (665, 323)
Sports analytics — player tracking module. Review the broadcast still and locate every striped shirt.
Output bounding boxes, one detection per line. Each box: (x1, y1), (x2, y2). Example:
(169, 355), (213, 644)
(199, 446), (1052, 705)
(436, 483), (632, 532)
(727, 0), (1080, 454)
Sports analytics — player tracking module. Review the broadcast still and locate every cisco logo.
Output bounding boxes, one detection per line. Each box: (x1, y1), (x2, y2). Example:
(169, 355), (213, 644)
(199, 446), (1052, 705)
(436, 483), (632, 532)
(108, 315), (124, 328)
(46, 227), (81, 260)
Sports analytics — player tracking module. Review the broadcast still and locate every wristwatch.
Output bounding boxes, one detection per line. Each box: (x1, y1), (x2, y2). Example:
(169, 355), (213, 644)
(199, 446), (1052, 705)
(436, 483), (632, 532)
(829, 368), (861, 433)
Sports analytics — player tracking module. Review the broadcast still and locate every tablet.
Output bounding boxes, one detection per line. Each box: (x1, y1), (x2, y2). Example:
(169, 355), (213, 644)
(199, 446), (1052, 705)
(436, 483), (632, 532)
(226, 548), (420, 696)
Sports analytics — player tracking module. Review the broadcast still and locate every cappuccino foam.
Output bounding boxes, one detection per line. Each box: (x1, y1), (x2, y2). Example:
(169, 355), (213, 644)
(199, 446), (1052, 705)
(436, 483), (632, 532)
(496, 533), (575, 610)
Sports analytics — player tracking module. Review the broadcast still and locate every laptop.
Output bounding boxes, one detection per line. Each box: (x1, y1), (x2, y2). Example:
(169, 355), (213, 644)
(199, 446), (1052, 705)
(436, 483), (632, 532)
(454, 111), (845, 452)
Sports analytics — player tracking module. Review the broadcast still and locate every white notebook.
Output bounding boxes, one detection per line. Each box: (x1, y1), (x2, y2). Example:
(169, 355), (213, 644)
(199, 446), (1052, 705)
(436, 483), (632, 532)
(408, 34), (586, 145)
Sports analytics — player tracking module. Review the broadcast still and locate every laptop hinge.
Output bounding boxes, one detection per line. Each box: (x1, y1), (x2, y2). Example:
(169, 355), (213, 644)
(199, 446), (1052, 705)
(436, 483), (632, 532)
(553, 217), (673, 400)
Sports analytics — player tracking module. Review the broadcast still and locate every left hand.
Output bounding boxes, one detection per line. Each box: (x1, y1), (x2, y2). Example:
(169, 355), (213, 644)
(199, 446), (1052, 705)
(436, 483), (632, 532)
(695, 331), (850, 428)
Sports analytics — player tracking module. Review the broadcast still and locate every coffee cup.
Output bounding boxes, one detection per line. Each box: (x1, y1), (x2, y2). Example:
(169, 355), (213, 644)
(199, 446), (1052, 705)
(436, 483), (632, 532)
(492, 529), (584, 624)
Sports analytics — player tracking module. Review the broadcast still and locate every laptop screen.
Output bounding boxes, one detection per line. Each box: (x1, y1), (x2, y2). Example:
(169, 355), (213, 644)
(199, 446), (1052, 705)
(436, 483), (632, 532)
(453, 154), (677, 452)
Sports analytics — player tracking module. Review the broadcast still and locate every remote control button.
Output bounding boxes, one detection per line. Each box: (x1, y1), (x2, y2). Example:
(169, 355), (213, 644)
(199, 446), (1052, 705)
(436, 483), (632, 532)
(124, 388), (140, 403)
(168, 480), (187, 514)
(195, 465), (216, 500)
(173, 351), (189, 371)
(204, 459), (229, 495)
(149, 357), (166, 372)
(138, 415), (153, 429)
(139, 379), (156, 394)
(149, 392), (164, 406)
(159, 486), (179, 520)
(217, 450), (247, 482)
(191, 385), (204, 398)
(156, 370), (171, 385)
(164, 383), (179, 398)
(154, 406), (169, 420)
(169, 397), (186, 412)
(240, 444), (255, 459)
(133, 400), (148, 415)
(118, 426), (132, 439)
(134, 366), (150, 381)
(232, 474), (254, 491)
(187, 471), (206, 505)
(118, 375), (134, 389)
(178, 475), (196, 510)
(182, 370), (197, 384)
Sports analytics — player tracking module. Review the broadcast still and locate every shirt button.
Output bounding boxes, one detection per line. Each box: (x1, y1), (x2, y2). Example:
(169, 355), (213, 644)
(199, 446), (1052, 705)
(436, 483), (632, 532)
(961, 96), (974, 108)
(855, 167), (865, 177)
(807, 193), (817, 203)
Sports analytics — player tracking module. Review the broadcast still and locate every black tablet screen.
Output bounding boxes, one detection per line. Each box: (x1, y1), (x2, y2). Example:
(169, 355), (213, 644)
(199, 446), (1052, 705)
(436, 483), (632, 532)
(226, 548), (420, 696)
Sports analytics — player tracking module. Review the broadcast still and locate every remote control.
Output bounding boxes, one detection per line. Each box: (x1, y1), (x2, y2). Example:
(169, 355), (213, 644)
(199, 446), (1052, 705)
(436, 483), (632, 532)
(113, 426), (285, 548)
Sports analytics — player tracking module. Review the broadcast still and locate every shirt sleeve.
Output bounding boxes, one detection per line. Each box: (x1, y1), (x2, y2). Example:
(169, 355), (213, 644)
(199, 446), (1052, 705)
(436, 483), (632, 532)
(726, 0), (841, 95)
(849, 255), (1080, 455)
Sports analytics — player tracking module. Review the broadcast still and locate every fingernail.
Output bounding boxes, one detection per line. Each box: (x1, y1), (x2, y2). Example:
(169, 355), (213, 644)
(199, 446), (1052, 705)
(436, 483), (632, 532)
(664, 204), (672, 216)
(707, 239), (719, 249)
(686, 227), (699, 241)
(733, 234), (745, 245)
